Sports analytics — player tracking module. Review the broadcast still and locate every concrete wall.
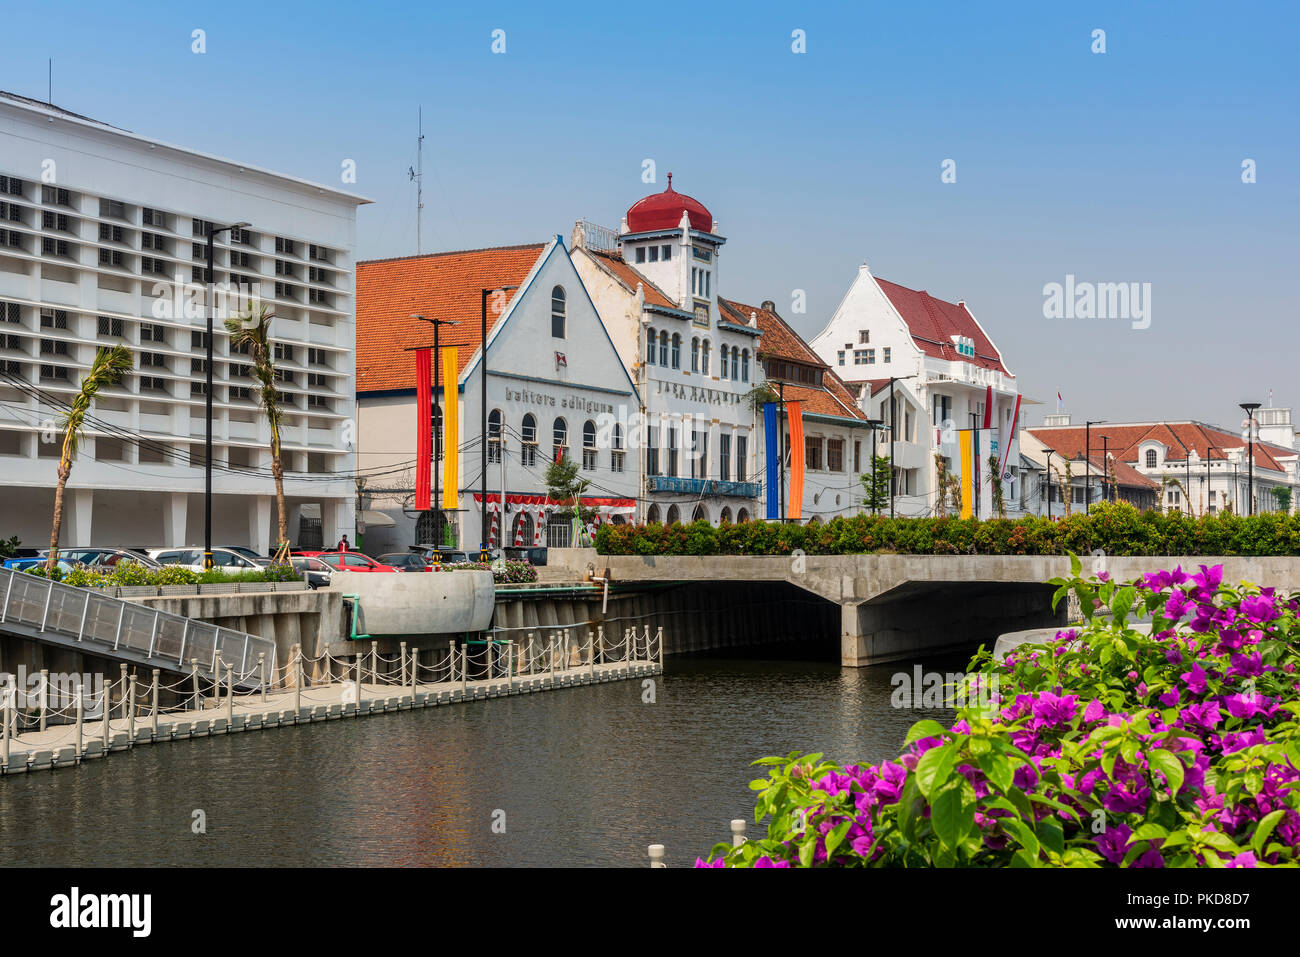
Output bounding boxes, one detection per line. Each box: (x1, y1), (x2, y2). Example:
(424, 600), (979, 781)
(329, 569), (495, 637)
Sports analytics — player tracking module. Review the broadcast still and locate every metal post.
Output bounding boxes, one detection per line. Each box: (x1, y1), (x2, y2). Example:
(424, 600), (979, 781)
(101, 680), (110, 749)
(119, 664), (127, 716)
(549, 635), (555, 687)
(527, 634), (534, 675)
(657, 626), (664, 664)
(190, 660), (200, 712)
(597, 625), (604, 665)
(449, 640), (457, 684)
(588, 630), (595, 680)
(226, 662), (234, 726)
(75, 683), (84, 759)
(370, 641), (377, 689)
(460, 644), (467, 695)
(410, 647), (418, 694)
(1, 681), (9, 771)
(355, 657), (363, 716)
(127, 676), (137, 746)
(400, 641), (408, 688)
(731, 819), (746, 847)
(648, 845), (666, 868)
(643, 624), (651, 663)
(293, 644), (302, 715)
(259, 653), (267, 705)
(486, 638), (494, 681)
(506, 640), (514, 686)
(39, 668), (48, 733)
(151, 669), (159, 740)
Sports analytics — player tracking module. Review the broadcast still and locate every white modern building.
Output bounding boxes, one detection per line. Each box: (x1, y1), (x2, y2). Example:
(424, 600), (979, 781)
(811, 264), (1021, 517)
(0, 91), (369, 552)
(354, 238), (640, 553)
(571, 178), (764, 524)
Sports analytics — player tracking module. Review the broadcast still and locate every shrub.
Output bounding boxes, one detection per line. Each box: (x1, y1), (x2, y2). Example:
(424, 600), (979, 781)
(698, 557), (1300, 868)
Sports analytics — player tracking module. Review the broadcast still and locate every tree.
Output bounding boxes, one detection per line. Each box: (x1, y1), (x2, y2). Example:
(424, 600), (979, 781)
(987, 454), (1007, 518)
(545, 453), (594, 522)
(46, 345), (133, 571)
(225, 303), (288, 553)
(1272, 486), (1292, 514)
(860, 454), (891, 513)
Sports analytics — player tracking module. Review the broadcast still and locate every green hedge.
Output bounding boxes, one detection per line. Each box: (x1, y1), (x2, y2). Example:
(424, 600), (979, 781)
(594, 501), (1300, 557)
(25, 562), (302, 587)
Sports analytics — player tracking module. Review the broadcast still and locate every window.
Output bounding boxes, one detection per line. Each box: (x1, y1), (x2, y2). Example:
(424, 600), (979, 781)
(0, 229), (25, 249)
(551, 286), (566, 339)
(661, 245), (672, 261)
(275, 259), (295, 276)
(828, 438), (844, 472)
(670, 333), (680, 369)
(741, 350), (749, 382)
(100, 199), (126, 220)
(690, 429), (707, 479)
(275, 236), (296, 255)
(582, 420), (597, 470)
(141, 256), (167, 274)
(140, 375), (167, 393)
(647, 425), (660, 476)
(719, 345), (728, 380)
(140, 323), (166, 343)
(666, 426), (678, 477)
(1145, 449), (1157, 468)
(140, 351), (166, 368)
(635, 246), (645, 264)
(648, 246), (659, 263)
(42, 186), (70, 207)
(98, 248), (125, 268)
(40, 365), (69, 382)
(520, 416), (535, 468)
(229, 226), (251, 245)
(97, 316), (124, 337)
(612, 424), (625, 472)
(142, 207), (165, 228)
(191, 358), (209, 373)
(488, 409), (502, 463)
(837, 350), (845, 366)
(1, 301), (19, 323)
(552, 417), (567, 462)
(659, 330), (669, 366)
(0, 176), (24, 197)
(666, 504), (680, 525)
(42, 238), (71, 257)
(853, 349), (869, 365)
(932, 394), (952, 427)
(230, 386), (251, 401)
(701, 340), (710, 375)
(883, 347), (891, 363)
(737, 435), (748, 482)
(309, 244), (330, 262)
(40, 339), (68, 356)
(99, 223), (124, 243)
(720, 433), (731, 482)
(191, 331), (210, 348)
(859, 330), (870, 344)
(40, 309), (68, 329)
(307, 347), (328, 366)
(273, 342), (294, 361)
(0, 202), (23, 223)
(865, 349), (875, 364)
(691, 337), (700, 372)
(43, 211), (70, 231)
(646, 328), (656, 365)
(805, 436), (823, 471)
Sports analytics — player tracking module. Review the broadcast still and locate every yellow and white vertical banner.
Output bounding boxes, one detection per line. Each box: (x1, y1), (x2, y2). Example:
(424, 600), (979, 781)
(441, 347), (458, 509)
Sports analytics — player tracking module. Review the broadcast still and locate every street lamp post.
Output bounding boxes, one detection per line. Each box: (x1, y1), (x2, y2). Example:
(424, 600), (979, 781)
(410, 314), (460, 552)
(866, 417), (884, 515)
(1044, 449), (1054, 519)
(1101, 435), (1110, 504)
(203, 221), (250, 571)
(1241, 402), (1260, 516)
(480, 287), (517, 555)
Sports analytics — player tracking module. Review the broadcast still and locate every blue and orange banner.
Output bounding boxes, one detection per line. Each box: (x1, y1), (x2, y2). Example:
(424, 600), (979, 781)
(763, 402), (779, 519)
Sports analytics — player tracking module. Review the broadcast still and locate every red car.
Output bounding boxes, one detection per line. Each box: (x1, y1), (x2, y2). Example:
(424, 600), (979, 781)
(293, 551), (399, 573)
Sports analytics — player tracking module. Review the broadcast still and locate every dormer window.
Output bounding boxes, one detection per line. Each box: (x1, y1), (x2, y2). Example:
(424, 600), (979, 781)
(635, 246), (646, 264)
(1145, 449), (1157, 468)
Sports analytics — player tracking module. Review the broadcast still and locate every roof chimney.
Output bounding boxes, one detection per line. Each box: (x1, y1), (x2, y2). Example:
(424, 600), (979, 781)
(760, 300), (775, 312)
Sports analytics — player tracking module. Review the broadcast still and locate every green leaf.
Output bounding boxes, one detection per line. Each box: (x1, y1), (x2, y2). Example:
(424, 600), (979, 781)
(798, 838), (815, 868)
(1129, 822), (1169, 843)
(931, 786), (974, 849)
(915, 743), (957, 799)
(1148, 749), (1185, 798)
(824, 817), (852, 858)
(1004, 819), (1039, 859)
(903, 720), (946, 746)
(1110, 585), (1136, 623)
(1037, 817), (1064, 856)
(1251, 809), (1286, 855)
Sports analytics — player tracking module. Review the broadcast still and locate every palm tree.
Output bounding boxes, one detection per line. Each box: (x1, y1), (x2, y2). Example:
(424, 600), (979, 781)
(46, 345), (133, 572)
(225, 303), (288, 554)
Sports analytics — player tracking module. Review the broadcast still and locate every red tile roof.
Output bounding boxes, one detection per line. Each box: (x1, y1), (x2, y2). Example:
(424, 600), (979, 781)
(355, 244), (545, 393)
(579, 248), (679, 310)
(874, 277), (1011, 376)
(718, 297), (866, 422)
(1028, 422), (1294, 474)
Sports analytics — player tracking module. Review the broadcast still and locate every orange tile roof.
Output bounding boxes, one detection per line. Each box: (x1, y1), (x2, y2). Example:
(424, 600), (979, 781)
(355, 244), (545, 393)
(874, 277), (1011, 376)
(1028, 422), (1294, 474)
(719, 297), (866, 422)
(581, 248), (679, 310)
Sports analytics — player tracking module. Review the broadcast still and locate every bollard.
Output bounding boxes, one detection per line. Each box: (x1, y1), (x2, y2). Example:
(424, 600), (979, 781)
(410, 647), (418, 695)
(460, 645), (468, 696)
(549, 635), (556, 688)
(597, 625), (605, 665)
(190, 660), (200, 712)
(449, 641), (457, 685)
(1, 681), (10, 771)
(506, 640), (514, 687)
(527, 634), (534, 675)
(225, 663), (234, 726)
(293, 644), (302, 715)
(643, 624), (651, 664)
(39, 668), (48, 733)
(151, 670), (159, 740)
(731, 819), (746, 847)
(127, 675), (137, 747)
(657, 626), (664, 665)
(354, 656), (363, 716)
(370, 641), (378, 689)
(119, 663), (128, 718)
(400, 641), (408, 688)
(259, 654), (267, 706)
(101, 681), (110, 749)
(486, 638), (494, 682)
(648, 845), (666, 868)
(75, 683), (84, 759)
(587, 631), (595, 680)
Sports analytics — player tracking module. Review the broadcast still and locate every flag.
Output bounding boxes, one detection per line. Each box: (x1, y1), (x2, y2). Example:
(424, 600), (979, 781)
(414, 348), (432, 511)
(763, 403), (779, 519)
(1057, 392), (1063, 414)
(997, 393), (1021, 482)
(787, 401), (805, 521)
(983, 385), (993, 430)
(441, 347), (458, 509)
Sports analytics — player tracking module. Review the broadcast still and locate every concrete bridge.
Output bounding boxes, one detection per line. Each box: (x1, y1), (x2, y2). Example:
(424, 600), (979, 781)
(544, 552), (1300, 666)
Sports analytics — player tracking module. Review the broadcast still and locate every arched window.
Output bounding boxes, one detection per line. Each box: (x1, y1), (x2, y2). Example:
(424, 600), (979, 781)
(691, 504), (707, 523)
(521, 413), (537, 466)
(720, 344), (729, 379)
(488, 409), (502, 464)
(646, 504), (661, 523)
(691, 337), (700, 372)
(551, 285), (566, 338)
(582, 419), (597, 470)
(646, 328), (657, 365)
(1145, 449), (1157, 468)
(552, 417), (567, 463)
(731, 347), (740, 379)
(659, 330), (669, 366)
(741, 349), (750, 382)
(431, 404), (443, 462)
(666, 504), (680, 525)
(671, 333), (681, 369)
(737, 507), (750, 523)
(720, 506), (733, 524)
(701, 340), (711, 375)
(612, 423), (625, 472)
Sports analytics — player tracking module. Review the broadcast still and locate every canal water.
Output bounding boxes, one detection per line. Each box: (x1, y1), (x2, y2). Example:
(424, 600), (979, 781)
(0, 648), (965, 867)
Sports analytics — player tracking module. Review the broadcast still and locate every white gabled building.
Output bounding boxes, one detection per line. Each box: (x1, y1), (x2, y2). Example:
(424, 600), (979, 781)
(0, 90), (369, 552)
(810, 264), (1021, 517)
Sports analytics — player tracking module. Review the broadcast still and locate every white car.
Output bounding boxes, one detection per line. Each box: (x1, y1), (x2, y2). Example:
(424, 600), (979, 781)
(148, 547), (265, 572)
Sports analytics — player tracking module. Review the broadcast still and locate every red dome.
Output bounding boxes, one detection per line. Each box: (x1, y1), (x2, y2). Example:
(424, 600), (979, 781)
(626, 174), (713, 233)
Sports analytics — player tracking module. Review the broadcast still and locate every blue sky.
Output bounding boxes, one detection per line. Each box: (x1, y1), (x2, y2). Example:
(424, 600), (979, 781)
(5, 0), (1296, 428)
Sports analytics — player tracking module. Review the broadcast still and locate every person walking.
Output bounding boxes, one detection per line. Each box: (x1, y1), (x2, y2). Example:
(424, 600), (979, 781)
(336, 534), (351, 552)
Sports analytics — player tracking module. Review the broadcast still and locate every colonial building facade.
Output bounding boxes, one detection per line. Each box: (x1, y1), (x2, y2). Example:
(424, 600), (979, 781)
(0, 90), (366, 551)
(355, 238), (640, 553)
(810, 265), (1020, 517)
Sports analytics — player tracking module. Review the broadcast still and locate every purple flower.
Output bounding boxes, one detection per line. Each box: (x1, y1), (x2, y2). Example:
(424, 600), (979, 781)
(1133, 847), (1165, 868)
(1158, 687), (1181, 708)
(1165, 591), (1192, 621)
(1103, 779), (1151, 815)
(1179, 701), (1222, 732)
(1179, 664), (1209, 696)
(1083, 698), (1105, 723)
(1239, 595), (1276, 623)
(753, 856), (791, 868)
(1165, 646), (1183, 665)
(695, 857), (725, 868)
(1228, 651), (1265, 679)
(1224, 692), (1267, 720)
(1031, 691), (1079, 728)
(1095, 823), (1132, 864)
(1228, 851), (1258, 868)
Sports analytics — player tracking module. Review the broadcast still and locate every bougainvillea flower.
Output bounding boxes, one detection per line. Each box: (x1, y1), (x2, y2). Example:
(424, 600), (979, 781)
(1179, 664), (1209, 696)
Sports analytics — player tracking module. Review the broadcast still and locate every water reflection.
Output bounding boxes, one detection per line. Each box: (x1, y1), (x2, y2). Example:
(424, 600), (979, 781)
(0, 652), (967, 867)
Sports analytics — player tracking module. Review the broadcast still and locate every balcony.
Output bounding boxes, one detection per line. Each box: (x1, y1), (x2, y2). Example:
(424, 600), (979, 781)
(648, 475), (760, 498)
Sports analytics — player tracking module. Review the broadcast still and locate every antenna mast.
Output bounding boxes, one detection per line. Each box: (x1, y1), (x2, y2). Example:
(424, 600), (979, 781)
(408, 107), (425, 254)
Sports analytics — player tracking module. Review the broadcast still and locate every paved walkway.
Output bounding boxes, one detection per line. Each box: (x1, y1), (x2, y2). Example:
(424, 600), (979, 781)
(0, 658), (662, 776)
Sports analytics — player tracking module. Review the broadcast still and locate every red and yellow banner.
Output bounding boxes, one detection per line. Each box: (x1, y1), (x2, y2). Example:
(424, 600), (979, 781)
(441, 347), (458, 509)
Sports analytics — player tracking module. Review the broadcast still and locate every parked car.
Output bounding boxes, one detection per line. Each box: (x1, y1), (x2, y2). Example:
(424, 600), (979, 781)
(289, 556), (334, 589)
(377, 552), (432, 572)
(412, 545), (472, 565)
(218, 545), (272, 567)
(150, 547), (264, 572)
(55, 547), (162, 570)
(294, 551), (399, 573)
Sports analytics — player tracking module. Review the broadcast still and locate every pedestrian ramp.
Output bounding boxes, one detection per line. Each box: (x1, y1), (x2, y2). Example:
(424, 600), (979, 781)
(0, 566), (275, 690)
